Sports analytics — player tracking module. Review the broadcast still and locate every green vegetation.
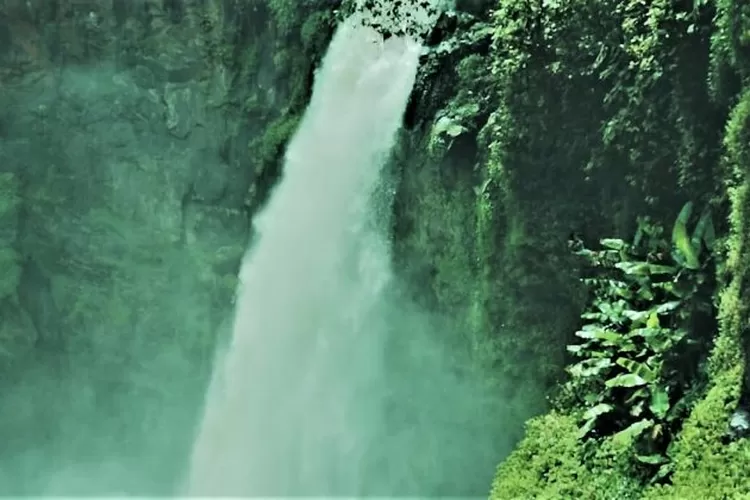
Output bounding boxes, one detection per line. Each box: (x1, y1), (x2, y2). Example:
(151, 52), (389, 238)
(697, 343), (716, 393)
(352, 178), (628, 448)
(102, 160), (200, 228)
(470, 0), (750, 496)
(376, 0), (750, 496)
(3, 0), (750, 495)
(231, 1), (338, 211)
(490, 411), (642, 499)
(489, 204), (719, 498)
(193, 0), (750, 494)
(567, 206), (715, 452)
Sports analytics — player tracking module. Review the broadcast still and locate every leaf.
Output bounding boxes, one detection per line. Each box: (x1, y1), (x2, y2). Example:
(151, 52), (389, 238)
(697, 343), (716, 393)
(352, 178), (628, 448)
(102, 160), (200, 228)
(583, 403), (614, 421)
(628, 326), (661, 339)
(672, 201), (700, 269)
(702, 215), (716, 251)
(584, 391), (603, 405)
(595, 300), (628, 323)
(655, 301), (681, 314)
(672, 328), (688, 342)
(566, 344), (585, 355)
(650, 387), (670, 419)
(646, 311), (660, 329)
(578, 416), (597, 439)
(636, 454), (668, 465)
(446, 123), (466, 137)
(581, 312), (605, 321)
(606, 279), (633, 299)
(625, 387), (648, 405)
(691, 206), (714, 253)
(600, 238), (628, 250)
(651, 422), (664, 440)
(623, 309), (650, 324)
(637, 285), (655, 301)
(647, 328), (688, 353)
(616, 261), (677, 276)
(574, 248), (598, 260)
(616, 358), (658, 383)
(651, 462), (675, 484)
(455, 102), (480, 118)
(631, 400), (645, 417)
(568, 358), (613, 378)
(432, 116), (466, 139)
(615, 261), (649, 275)
(632, 220), (645, 249)
(612, 419), (654, 446)
(575, 327), (623, 346)
(605, 372), (647, 388)
(650, 264), (680, 275)
(654, 279), (693, 298)
(582, 312), (605, 321)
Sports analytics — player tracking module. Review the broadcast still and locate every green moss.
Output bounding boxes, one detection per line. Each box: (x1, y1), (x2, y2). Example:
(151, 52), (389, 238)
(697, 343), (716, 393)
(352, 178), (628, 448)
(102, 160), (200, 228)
(251, 112), (301, 170)
(491, 412), (642, 500)
(712, 0), (750, 82)
(643, 369), (749, 499)
(710, 87), (750, 375)
(490, 412), (582, 499)
(266, 0), (298, 37)
(642, 89), (750, 499)
(476, 0), (616, 390)
(301, 11), (336, 53)
(489, 43), (750, 500)
(229, 0), (337, 217)
(469, 176), (495, 343)
(480, 1), (750, 495)
(267, 0), (335, 44)
(391, 132), (478, 313)
(468, 0), (724, 396)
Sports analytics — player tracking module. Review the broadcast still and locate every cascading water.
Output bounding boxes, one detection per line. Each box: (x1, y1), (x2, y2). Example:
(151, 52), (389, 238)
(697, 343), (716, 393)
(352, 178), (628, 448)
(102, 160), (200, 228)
(184, 6), (510, 498)
(184, 14), (423, 497)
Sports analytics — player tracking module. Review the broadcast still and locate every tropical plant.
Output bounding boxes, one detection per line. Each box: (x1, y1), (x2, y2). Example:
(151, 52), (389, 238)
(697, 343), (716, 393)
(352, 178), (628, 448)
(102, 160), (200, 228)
(564, 202), (716, 478)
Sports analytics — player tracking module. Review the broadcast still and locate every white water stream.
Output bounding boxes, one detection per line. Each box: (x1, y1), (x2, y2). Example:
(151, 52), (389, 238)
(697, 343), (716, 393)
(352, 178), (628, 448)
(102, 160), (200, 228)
(184, 16), (423, 497)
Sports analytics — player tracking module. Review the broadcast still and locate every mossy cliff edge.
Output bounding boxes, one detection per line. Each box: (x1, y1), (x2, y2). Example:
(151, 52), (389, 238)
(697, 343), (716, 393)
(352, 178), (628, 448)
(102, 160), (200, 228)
(385, 0), (750, 497)
(390, 0), (750, 497)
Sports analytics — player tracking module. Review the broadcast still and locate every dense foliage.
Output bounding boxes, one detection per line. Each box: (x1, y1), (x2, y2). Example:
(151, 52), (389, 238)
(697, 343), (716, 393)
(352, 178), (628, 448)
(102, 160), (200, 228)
(567, 204), (715, 476)
(480, 0), (750, 496)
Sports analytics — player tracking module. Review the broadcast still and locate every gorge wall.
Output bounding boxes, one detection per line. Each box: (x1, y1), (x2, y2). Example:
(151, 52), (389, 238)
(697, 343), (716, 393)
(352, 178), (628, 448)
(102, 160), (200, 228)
(2, 0), (750, 497)
(374, 0), (750, 496)
(0, 0), (338, 493)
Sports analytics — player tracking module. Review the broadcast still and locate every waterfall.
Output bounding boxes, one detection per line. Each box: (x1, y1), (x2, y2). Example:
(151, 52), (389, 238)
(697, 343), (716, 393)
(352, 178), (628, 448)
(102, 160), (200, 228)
(184, 16), (423, 497)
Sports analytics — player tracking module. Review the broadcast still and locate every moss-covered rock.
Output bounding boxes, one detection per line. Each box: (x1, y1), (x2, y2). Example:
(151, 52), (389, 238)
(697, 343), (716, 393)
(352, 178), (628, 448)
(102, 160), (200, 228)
(491, 411), (643, 499)
(487, 0), (750, 496)
(641, 82), (750, 500)
(642, 370), (749, 498)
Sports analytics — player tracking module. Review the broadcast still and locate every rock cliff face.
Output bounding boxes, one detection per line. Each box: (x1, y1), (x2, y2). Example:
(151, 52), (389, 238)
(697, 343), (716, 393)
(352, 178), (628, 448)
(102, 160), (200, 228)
(390, 0), (750, 497)
(3, 0), (750, 497)
(474, 0), (750, 498)
(0, 0), (337, 494)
